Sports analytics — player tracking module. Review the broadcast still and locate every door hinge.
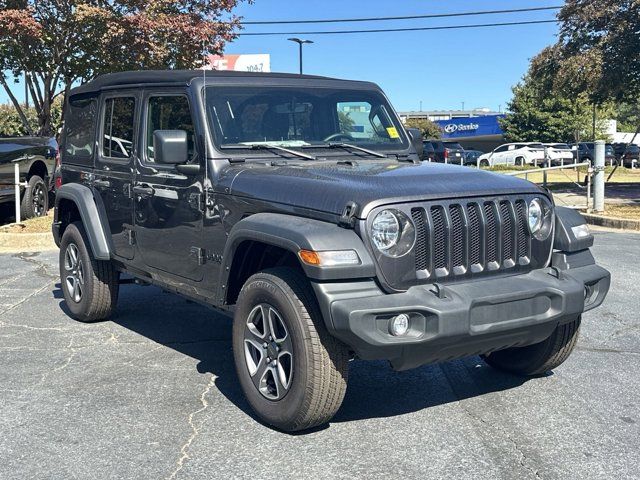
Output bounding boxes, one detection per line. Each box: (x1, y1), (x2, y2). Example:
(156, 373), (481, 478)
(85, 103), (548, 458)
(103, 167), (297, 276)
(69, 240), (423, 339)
(188, 190), (215, 212)
(127, 228), (136, 246)
(339, 201), (359, 229)
(190, 246), (206, 265)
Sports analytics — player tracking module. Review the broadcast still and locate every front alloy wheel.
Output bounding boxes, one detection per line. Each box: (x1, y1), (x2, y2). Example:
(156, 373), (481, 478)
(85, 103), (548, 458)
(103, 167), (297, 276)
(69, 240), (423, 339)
(232, 268), (349, 431)
(244, 303), (294, 400)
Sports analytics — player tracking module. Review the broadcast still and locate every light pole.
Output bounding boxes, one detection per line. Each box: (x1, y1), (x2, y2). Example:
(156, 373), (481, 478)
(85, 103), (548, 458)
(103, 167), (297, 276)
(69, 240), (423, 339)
(288, 38), (313, 75)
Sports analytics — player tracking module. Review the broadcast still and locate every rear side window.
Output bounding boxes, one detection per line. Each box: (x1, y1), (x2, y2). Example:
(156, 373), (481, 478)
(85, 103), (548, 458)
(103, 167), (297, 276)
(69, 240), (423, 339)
(63, 97), (97, 160)
(146, 96), (195, 162)
(102, 97), (136, 159)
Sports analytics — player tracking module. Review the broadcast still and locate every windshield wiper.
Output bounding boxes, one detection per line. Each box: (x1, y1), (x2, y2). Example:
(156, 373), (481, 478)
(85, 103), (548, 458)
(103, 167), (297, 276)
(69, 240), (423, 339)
(220, 143), (316, 161)
(302, 142), (387, 158)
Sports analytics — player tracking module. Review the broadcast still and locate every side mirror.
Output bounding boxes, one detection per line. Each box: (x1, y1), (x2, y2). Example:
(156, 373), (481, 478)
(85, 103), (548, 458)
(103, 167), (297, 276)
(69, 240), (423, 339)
(153, 130), (188, 164)
(406, 128), (424, 159)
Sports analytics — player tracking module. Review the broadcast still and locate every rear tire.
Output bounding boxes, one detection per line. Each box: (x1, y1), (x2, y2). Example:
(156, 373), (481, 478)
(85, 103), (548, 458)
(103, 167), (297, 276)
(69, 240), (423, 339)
(20, 175), (48, 219)
(232, 267), (349, 432)
(480, 159), (490, 167)
(481, 316), (581, 376)
(515, 157), (525, 167)
(59, 221), (119, 322)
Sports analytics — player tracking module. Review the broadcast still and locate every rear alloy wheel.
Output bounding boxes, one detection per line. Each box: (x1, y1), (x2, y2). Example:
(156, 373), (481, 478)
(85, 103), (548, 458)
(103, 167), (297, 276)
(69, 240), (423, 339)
(20, 175), (48, 219)
(233, 268), (349, 432)
(482, 316), (581, 376)
(59, 221), (119, 322)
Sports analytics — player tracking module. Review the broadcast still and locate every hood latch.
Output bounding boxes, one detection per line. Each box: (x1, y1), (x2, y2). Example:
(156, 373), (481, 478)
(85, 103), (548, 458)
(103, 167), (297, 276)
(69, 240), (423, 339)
(339, 201), (359, 229)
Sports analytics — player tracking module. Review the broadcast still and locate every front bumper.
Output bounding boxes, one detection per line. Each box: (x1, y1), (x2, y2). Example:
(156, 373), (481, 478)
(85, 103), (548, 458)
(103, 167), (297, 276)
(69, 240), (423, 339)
(312, 261), (609, 371)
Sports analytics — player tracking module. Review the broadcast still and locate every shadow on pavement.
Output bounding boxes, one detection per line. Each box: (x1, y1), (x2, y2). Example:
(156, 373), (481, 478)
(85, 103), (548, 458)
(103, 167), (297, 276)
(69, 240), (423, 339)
(54, 281), (531, 431)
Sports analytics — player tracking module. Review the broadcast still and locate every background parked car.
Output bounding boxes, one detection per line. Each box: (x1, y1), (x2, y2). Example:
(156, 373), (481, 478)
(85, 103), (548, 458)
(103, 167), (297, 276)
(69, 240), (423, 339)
(477, 142), (545, 167)
(571, 142), (617, 166)
(544, 143), (574, 166)
(0, 136), (57, 219)
(612, 143), (640, 167)
(462, 149), (483, 166)
(428, 140), (465, 163)
(420, 141), (436, 161)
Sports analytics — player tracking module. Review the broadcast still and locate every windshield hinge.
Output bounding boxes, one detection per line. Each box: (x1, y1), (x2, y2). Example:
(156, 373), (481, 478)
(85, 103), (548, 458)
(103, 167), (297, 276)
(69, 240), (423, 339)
(339, 201), (359, 229)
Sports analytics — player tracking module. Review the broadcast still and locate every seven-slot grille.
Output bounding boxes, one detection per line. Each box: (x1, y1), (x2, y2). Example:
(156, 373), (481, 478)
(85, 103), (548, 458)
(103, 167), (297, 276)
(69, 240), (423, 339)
(410, 198), (531, 279)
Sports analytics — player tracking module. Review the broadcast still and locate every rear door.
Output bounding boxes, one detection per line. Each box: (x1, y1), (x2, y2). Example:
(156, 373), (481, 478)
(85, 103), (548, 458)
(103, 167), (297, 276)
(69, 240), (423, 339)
(133, 90), (204, 282)
(95, 92), (138, 260)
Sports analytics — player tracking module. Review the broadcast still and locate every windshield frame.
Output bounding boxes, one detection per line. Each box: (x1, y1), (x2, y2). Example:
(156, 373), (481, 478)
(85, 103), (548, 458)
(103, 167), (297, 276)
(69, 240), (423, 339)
(202, 83), (410, 161)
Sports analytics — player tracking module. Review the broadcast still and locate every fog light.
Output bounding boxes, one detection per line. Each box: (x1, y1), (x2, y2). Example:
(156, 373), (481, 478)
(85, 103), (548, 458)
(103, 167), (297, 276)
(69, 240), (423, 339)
(389, 314), (410, 336)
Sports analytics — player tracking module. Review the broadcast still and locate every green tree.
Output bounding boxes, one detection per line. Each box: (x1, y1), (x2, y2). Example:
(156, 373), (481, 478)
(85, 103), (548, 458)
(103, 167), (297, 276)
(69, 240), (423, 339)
(500, 73), (613, 143)
(555, 0), (640, 103)
(0, 0), (250, 136)
(0, 99), (62, 137)
(404, 117), (441, 140)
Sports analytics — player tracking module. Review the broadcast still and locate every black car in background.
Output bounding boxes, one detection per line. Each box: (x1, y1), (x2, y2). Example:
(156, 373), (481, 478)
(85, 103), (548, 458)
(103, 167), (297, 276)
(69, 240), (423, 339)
(420, 141), (436, 161)
(428, 140), (465, 163)
(613, 142), (640, 167)
(462, 149), (483, 166)
(0, 136), (57, 219)
(571, 142), (617, 165)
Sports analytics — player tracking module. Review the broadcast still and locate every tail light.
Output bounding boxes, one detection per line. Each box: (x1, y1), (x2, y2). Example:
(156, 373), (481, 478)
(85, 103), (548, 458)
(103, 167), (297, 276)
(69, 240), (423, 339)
(54, 149), (62, 189)
(444, 149), (449, 161)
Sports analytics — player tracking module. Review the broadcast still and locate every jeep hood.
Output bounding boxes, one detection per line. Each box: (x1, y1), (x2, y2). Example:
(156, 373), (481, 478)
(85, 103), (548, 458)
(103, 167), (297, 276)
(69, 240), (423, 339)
(219, 160), (544, 218)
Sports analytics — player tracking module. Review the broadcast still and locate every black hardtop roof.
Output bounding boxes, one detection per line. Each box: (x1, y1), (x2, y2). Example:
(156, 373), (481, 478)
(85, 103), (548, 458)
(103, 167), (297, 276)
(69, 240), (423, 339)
(69, 69), (378, 97)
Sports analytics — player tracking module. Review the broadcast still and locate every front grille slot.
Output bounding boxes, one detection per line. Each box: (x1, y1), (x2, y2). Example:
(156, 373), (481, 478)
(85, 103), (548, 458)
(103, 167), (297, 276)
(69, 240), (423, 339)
(411, 196), (533, 281)
(483, 202), (498, 265)
(430, 206), (448, 271)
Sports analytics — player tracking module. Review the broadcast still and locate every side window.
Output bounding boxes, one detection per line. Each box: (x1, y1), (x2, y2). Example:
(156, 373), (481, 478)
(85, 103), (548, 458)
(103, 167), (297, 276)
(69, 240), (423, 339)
(102, 97), (135, 159)
(495, 145), (508, 153)
(146, 95), (195, 162)
(63, 97), (97, 159)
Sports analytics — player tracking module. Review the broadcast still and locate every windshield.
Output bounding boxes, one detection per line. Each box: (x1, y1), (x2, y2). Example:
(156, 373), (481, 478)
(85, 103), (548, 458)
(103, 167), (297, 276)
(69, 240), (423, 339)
(205, 86), (408, 154)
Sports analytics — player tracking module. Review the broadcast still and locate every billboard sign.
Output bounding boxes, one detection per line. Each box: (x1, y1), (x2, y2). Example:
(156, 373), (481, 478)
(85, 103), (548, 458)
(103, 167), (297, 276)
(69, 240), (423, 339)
(205, 54), (271, 73)
(435, 115), (505, 138)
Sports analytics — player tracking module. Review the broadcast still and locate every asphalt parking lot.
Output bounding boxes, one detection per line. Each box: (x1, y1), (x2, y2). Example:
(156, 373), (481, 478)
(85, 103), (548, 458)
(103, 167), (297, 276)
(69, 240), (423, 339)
(1, 229), (638, 479)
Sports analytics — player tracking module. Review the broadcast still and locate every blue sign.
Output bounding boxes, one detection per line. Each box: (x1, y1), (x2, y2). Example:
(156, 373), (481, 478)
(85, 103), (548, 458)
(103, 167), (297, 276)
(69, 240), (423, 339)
(435, 115), (504, 138)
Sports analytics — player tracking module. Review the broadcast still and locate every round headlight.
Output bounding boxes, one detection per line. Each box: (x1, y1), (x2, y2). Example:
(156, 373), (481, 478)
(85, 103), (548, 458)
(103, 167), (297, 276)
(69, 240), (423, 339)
(371, 209), (416, 257)
(528, 198), (543, 234)
(371, 209), (400, 251)
(528, 197), (552, 240)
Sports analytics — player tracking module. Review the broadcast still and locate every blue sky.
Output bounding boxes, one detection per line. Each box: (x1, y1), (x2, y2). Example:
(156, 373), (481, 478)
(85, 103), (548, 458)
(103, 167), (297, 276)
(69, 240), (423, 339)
(1, 1), (561, 112)
(228, 0), (561, 111)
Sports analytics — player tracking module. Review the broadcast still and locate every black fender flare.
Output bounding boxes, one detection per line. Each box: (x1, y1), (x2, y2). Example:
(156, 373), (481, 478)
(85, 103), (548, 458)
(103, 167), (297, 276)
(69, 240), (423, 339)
(218, 213), (376, 298)
(53, 183), (112, 260)
(554, 206), (594, 253)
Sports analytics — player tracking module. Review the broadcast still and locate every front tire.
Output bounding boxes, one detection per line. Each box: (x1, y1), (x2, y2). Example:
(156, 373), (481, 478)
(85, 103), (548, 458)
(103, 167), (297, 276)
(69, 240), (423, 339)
(20, 175), (48, 219)
(481, 316), (581, 376)
(59, 221), (119, 322)
(232, 267), (349, 432)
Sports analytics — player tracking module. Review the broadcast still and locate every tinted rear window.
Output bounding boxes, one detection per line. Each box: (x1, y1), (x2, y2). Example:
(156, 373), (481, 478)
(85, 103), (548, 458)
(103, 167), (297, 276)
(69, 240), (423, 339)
(443, 142), (463, 150)
(63, 96), (97, 160)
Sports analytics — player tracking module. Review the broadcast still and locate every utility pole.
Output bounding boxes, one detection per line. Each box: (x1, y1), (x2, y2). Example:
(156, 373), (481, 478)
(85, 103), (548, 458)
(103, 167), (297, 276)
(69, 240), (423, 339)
(287, 38), (313, 75)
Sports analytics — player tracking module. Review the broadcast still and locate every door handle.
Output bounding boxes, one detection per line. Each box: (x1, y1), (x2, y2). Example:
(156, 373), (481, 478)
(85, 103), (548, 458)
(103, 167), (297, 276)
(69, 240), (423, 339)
(133, 184), (155, 198)
(93, 179), (111, 189)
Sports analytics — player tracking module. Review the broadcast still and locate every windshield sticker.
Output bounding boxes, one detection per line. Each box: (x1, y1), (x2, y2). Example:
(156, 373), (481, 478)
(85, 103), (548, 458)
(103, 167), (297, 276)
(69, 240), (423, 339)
(386, 127), (400, 139)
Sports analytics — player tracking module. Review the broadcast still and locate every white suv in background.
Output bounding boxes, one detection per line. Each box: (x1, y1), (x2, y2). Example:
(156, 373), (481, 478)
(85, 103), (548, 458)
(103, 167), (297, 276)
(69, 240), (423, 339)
(477, 143), (546, 166)
(544, 143), (575, 165)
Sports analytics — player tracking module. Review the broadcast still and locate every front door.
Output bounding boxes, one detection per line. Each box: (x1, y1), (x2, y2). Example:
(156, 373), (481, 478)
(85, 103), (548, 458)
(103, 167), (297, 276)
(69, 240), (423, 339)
(133, 91), (204, 282)
(95, 93), (137, 260)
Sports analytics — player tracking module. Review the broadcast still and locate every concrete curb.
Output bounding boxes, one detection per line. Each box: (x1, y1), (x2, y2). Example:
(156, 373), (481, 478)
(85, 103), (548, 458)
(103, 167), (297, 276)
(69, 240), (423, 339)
(0, 232), (57, 253)
(582, 213), (640, 231)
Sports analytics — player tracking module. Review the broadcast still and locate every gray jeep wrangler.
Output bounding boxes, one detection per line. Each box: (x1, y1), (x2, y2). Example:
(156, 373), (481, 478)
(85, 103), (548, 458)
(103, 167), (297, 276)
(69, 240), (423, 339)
(53, 70), (610, 431)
